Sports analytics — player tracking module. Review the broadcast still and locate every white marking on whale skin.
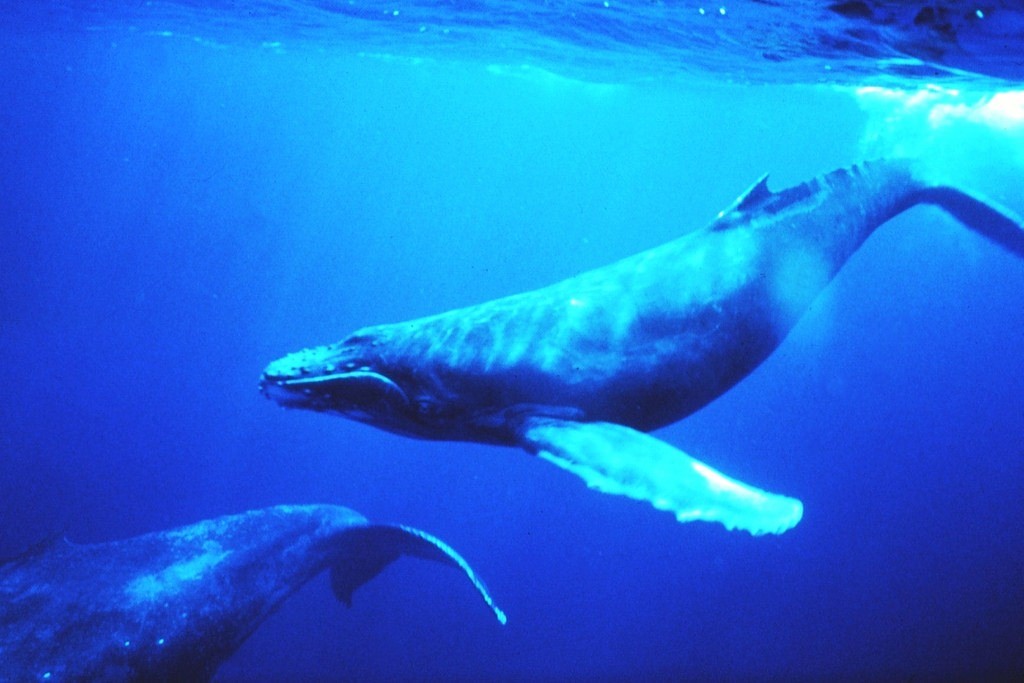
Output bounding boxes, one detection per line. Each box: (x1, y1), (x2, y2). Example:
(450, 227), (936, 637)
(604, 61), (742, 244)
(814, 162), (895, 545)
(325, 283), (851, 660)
(770, 246), (832, 326)
(126, 542), (231, 604)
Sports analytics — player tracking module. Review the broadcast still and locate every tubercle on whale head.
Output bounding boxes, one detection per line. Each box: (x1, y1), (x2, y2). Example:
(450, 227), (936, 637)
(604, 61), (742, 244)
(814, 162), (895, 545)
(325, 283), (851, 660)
(260, 331), (398, 407)
(259, 330), (449, 434)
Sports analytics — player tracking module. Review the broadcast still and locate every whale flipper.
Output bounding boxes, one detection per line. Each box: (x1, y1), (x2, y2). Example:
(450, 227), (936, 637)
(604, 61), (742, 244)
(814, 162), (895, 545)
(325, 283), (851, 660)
(518, 417), (803, 535)
(330, 524), (507, 624)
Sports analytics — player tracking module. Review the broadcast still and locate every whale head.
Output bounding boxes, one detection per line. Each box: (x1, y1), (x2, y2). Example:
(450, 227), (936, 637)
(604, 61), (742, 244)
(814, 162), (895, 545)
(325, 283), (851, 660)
(260, 329), (450, 437)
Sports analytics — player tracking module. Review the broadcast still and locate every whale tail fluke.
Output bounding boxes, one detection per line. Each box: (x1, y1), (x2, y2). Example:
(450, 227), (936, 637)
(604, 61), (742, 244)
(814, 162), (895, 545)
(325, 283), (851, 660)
(329, 524), (507, 624)
(913, 184), (1024, 258)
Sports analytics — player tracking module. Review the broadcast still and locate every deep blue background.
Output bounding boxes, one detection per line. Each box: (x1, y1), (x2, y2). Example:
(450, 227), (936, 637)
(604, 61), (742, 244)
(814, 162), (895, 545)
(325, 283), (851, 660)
(2, 20), (1023, 682)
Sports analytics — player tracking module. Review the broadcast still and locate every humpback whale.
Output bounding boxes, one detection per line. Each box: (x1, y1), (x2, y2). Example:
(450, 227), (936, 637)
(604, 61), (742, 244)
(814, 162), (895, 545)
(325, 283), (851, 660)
(261, 159), (1024, 536)
(0, 505), (504, 681)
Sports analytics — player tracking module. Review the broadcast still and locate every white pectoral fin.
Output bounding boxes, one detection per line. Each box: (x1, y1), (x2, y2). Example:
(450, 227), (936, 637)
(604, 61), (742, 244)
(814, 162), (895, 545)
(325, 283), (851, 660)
(518, 417), (802, 535)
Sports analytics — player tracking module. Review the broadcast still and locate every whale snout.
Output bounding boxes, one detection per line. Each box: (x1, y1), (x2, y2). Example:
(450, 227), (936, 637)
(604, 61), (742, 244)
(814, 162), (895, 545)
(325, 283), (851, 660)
(261, 345), (335, 382)
(259, 345), (339, 409)
(258, 371), (324, 409)
(260, 344), (410, 421)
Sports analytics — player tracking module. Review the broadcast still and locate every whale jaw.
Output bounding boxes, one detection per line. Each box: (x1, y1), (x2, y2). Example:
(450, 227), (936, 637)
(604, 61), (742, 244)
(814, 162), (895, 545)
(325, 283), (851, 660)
(260, 369), (409, 416)
(259, 338), (411, 420)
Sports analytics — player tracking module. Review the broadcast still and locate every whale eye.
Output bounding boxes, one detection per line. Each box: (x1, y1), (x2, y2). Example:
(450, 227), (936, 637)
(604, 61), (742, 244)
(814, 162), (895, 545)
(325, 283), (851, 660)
(414, 398), (441, 417)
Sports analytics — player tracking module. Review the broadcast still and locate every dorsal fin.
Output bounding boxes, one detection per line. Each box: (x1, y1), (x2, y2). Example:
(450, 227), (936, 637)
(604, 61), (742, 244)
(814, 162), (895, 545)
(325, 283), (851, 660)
(717, 173), (772, 221)
(735, 173), (771, 210)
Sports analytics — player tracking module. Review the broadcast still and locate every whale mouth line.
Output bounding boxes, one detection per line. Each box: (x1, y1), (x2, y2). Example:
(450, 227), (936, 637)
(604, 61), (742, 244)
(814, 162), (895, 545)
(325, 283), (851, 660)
(261, 370), (410, 413)
(262, 369), (393, 390)
(275, 372), (364, 388)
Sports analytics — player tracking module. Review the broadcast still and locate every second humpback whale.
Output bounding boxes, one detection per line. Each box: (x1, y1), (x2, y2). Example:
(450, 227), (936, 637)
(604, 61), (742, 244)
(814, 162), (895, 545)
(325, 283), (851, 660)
(0, 505), (504, 681)
(261, 159), (1024, 536)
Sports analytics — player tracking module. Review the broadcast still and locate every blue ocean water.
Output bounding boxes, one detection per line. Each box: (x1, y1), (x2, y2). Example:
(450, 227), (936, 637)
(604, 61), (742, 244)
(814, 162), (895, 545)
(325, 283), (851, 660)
(2, 1), (1023, 680)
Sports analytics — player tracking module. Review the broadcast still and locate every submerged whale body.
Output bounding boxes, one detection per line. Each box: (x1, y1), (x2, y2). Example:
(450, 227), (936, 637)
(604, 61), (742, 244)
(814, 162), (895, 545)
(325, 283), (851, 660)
(0, 505), (504, 681)
(261, 159), (1024, 536)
